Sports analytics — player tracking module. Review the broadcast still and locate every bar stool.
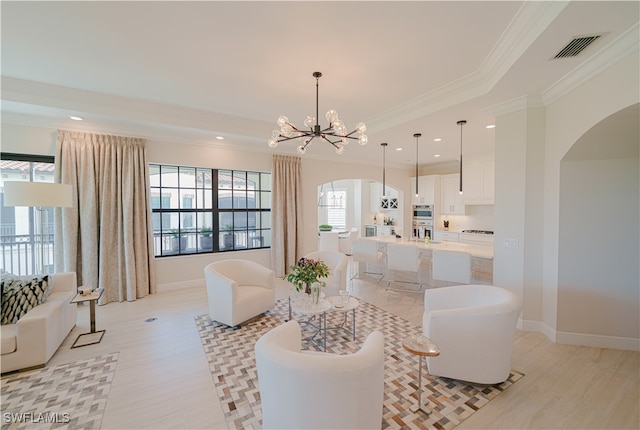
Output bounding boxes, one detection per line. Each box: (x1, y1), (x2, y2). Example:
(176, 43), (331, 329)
(432, 249), (471, 285)
(350, 238), (384, 282)
(385, 243), (422, 292)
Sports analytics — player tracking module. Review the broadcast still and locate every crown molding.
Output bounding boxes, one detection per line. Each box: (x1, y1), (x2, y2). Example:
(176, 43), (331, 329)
(365, 1), (567, 134)
(542, 22), (640, 104)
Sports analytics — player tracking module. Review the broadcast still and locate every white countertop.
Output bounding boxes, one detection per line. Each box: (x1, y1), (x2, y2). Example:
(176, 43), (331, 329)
(362, 236), (494, 259)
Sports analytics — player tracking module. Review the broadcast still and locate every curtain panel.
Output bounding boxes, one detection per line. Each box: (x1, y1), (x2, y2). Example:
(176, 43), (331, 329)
(54, 130), (157, 303)
(271, 154), (303, 277)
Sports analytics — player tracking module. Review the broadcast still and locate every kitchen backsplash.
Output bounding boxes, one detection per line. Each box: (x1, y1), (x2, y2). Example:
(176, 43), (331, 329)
(436, 205), (494, 232)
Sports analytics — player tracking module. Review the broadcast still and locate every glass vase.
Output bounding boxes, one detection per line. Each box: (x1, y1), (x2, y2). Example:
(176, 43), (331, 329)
(310, 283), (321, 305)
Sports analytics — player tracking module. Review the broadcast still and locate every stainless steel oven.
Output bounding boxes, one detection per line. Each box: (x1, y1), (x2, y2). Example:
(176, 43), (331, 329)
(411, 205), (434, 240)
(412, 220), (433, 241)
(412, 205), (434, 220)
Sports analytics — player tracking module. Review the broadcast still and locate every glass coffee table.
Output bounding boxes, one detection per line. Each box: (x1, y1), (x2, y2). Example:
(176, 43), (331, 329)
(291, 298), (331, 351)
(402, 334), (440, 415)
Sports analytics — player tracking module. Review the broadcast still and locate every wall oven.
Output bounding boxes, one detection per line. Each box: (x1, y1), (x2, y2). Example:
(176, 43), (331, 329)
(411, 205), (434, 241)
(412, 204), (434, 220)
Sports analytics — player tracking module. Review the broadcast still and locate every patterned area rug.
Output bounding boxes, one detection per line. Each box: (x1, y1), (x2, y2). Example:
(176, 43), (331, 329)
(195, 299), (524, 430)
(1, 352), (118, 430)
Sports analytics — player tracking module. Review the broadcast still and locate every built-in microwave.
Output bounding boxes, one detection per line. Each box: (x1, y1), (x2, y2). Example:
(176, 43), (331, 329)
(412, 205), (434, 220)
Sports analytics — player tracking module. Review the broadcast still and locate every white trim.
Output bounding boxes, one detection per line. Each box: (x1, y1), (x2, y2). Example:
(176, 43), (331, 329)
(157, 278), (203, 292)
(543, 23), (640, 105)
(519, 318), (640, 351)
(556, 331), (640, 352)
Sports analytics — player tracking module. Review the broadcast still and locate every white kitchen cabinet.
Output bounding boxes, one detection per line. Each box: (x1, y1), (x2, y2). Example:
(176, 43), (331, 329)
(370, 182), (399, 212)
(440, 174), (465, 214)
(376, 225), (396, 236)
(462, 161), (494, 204)
(433, 231), (459, 242)
(459, 232), (494, 246)
(410, 175), (437, 205)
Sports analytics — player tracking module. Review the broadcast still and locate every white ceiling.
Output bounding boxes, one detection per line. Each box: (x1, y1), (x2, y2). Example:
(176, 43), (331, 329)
(2, 1), (638, 168)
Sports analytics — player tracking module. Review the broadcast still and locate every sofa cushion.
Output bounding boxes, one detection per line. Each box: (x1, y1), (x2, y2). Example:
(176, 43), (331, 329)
(1, 275), (50, 325)
(0, 324), (17, 354)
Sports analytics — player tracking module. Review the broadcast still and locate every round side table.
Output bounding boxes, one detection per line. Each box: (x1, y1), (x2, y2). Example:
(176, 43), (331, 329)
(402, 334), (440, 415)
(291, 298), (331, 351)
(327, 295), (360, 341)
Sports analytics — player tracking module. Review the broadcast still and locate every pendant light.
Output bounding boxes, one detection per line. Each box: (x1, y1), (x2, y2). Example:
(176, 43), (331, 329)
(381, 142), (388, 198)
(413, 133), (422, 197)
(457, 120), (467, 194)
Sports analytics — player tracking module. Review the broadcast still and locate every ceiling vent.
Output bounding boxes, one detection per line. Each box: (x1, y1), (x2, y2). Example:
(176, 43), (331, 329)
(552, 34), (604, 59)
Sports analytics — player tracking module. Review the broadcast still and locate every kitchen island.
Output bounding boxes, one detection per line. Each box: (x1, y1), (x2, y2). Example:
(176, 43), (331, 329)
(358, 236), (493, 285)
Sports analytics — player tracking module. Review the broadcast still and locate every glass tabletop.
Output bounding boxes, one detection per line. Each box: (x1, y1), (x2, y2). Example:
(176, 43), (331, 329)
(402, 334), (440, 357)
(291, 298), (331, 315)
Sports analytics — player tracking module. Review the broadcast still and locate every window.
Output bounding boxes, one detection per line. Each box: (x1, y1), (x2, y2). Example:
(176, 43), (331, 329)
(326, 190), (347, 230)
(0, 153), (56, 275)
(149, 164), (271, 256)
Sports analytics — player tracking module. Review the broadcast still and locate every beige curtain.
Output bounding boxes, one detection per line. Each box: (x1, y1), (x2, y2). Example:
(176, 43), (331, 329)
(54, 130), (157, 303)
(271, 154), (303, 277)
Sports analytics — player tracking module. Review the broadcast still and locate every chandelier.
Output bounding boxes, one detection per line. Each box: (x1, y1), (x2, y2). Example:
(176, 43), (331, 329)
(267, 72), (368, 155)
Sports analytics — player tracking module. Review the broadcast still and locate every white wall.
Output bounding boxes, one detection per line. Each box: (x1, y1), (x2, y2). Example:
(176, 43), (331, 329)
(494, 52), (639, 349)
(558, 158), (639, 340)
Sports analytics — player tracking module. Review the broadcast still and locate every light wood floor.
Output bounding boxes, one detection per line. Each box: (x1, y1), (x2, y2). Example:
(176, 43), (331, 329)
(44, 276), (639, 429)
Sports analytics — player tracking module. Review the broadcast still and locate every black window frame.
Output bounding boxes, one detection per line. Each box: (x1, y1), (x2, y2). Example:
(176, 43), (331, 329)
(150, 164), (271, 257)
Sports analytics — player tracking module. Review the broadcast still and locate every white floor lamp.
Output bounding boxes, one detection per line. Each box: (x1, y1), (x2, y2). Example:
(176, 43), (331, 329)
(4, 181), (73, 275)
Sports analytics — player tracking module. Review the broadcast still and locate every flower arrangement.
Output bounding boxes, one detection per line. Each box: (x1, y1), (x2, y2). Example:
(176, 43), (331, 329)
(286, 257), (330, 294)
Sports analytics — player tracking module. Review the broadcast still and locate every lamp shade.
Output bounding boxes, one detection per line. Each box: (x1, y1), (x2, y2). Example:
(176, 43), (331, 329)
(4, 181), (73, 208)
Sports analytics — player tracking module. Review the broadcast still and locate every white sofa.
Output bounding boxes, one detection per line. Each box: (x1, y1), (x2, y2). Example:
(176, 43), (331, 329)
(204, 259), (276, 327)
(255, 320), (385, 430)
(304, 250), (348, 296)
(422, 284), (521, 384)
(1, 272), (77, 374)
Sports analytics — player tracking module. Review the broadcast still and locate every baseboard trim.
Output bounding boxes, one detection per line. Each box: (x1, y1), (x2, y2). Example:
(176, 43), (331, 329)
(157, 279), (203, 292)
(518, 318), (639, 351)
(556, 331), (640, 352)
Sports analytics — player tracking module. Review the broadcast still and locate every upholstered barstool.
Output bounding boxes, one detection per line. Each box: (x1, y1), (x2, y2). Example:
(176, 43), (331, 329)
(431, 249), (471, 286)
(385, 243), (422, 292)
(350, 238), (384, 282)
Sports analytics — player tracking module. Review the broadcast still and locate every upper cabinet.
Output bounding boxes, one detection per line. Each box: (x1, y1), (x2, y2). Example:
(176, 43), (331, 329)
(410, 175), (438, 206)
(462, 160), (494, 205)
(370, 182), (398, 212)
(440, 174), (465, 214)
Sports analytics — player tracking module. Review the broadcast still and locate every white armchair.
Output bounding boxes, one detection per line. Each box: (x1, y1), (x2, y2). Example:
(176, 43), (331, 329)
(304, 250), (348, 297)
(204, 259), (276, 327)
(422, 284), (521, 384)
(255, 320), (385, 430)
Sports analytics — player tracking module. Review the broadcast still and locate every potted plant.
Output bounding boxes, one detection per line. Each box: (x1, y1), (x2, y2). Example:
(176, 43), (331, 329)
(286, 257), (330, 304)
(170, 229), (181, 253)
(221, 224), (234, 249)
(318, 224), (333, 232)
(443, 219), (449, 231)
(200, 227), (213, 250)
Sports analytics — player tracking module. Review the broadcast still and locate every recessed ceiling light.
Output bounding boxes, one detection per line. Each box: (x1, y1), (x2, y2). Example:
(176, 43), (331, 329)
(70, 116), (83, 121)
(434, 154), (441, 158)
(395, 148), (403, 151)
(434, 138), (442, 142)
(215, 136), (224, 140)
(486, 124), (495, 129)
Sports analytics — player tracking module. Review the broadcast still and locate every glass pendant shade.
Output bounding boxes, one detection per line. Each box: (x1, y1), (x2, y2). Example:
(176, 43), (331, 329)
(304, 115), (315, 128)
